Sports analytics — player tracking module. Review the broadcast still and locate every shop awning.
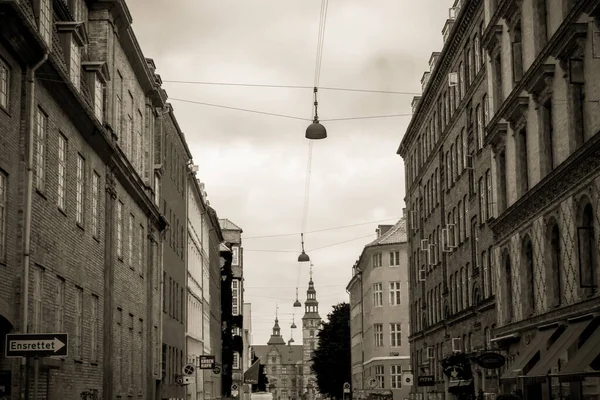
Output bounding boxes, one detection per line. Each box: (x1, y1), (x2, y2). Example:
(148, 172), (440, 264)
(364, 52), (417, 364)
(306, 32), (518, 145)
(499, 326), (558, 382)
(558, 322), (600, 382)
(525, 318), (592, 379)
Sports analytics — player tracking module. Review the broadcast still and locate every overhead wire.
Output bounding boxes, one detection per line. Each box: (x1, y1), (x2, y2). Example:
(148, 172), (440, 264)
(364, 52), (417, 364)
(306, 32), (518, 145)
(244, 231), (376, 254)
(243, 216), (402, 239)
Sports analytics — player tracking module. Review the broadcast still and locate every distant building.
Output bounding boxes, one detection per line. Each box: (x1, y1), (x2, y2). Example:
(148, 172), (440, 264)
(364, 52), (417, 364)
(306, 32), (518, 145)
(254, 268), (322, 400)
(219, 219), (245, 396)
(186, 175), (216, 400)
(346, 218), (411, 400)
(243, 302), (253, 399)
(253, 316), (304, 400)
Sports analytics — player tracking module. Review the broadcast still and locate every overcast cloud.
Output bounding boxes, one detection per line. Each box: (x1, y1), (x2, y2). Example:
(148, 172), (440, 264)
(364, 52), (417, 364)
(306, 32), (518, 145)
(127, 0), (451, 344)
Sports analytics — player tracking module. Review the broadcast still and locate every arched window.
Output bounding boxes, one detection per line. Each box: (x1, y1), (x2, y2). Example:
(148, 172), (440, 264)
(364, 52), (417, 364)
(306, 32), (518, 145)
(503, 252), (514, 322)
(549, 223), (562, 307)
(578, 202), (597, 291)
(522, 237), (536, 314)
(461, 267), (466, 310)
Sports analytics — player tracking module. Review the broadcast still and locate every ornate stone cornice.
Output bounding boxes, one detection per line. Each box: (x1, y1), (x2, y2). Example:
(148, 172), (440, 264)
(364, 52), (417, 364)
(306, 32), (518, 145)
(489, 129), (600, 241)
(82, 61), (111, 83)
(524, 63), (555, 102)
(480, 0), (590, 139)
(499, 0), (523, 31)
(482, 24), (503, 53)
(504, 96), (529, 131)
(486, 121), (508, 153)
(552, 23), (588, 61)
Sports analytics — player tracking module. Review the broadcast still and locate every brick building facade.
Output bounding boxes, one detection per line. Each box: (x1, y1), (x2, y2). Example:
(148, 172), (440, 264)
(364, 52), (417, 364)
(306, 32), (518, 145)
(481, 0), (600, 399)
(398, 0), (498, 398)
(0, 0), (223, 399)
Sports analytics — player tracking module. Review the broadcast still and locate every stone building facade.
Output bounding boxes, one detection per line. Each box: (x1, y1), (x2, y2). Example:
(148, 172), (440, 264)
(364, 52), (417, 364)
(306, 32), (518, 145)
(346, 218), (412, 400)
(481, 0), (600, 399)
(397, 0), (499, 397)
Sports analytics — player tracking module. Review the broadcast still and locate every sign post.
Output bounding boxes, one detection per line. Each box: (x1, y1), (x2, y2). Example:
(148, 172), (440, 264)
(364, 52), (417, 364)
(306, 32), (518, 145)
(199, 355), (216, 369)
(5, 333), (68, 400)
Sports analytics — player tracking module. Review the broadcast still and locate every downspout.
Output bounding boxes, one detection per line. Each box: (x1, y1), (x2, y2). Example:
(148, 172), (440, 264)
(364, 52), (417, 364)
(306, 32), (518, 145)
(20, 51), (48, 394)
(359, 272), (365, 389)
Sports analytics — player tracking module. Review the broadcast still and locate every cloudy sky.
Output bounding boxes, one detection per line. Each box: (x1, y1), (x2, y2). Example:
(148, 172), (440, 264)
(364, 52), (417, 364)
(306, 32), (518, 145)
(127, 0), (451, 345)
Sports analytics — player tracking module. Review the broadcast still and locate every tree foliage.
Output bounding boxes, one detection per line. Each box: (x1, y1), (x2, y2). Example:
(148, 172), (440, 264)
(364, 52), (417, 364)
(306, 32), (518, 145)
(311, 303), (351, 400)
(251, 355), (269, 392)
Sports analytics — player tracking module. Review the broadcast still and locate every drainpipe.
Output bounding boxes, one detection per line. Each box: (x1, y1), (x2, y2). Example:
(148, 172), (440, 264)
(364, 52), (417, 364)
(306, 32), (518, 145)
(20, 50), (48, 398)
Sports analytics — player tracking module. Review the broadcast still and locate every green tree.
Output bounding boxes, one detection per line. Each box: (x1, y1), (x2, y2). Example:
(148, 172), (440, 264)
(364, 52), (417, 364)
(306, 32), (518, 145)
(251, 355), (269, 392)
(311, 303), (351, 400)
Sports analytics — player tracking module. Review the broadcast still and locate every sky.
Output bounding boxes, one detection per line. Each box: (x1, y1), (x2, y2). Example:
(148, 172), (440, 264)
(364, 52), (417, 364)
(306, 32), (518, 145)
(127, 0), (451, 345)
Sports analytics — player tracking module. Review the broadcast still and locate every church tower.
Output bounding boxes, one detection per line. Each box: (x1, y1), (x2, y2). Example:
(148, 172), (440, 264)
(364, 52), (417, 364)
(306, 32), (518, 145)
(267, 307), (286, 346)
(302, 264), (321, 400)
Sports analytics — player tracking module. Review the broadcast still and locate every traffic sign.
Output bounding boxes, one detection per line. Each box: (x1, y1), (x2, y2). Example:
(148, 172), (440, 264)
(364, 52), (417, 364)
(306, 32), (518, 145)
(367, 377), (378, 389)
(213, 366), (222, 375)
(5, 333), (68, 358)
(343, 382), (350, 389)
(199, 355), (216, 369)
(232, 383), (239, 391)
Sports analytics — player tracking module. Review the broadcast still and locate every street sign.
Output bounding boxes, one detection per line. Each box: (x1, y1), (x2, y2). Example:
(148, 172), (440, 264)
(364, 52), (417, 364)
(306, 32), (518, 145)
(5, 333), (68, 358)
(199, 355), (216, 369)
(343, 382), (350, 393)
(403, 373), (414, 386)
(232, 383), (238, 391)
(213, 366), (222, 375)
(183, 363), (196, 376)
(367, 377), (378, 389)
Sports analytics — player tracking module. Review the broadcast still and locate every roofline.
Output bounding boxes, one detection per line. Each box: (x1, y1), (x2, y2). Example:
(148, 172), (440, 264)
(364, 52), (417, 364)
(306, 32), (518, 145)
(397, 0), (477, 157)
(207, 206), (224, 242)
(346, 274), (360, 292)
(166, 103), (193, 159)
(188, 174), (209, 215)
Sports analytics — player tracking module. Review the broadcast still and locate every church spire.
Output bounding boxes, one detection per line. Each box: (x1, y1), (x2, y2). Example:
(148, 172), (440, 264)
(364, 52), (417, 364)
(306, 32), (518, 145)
(304, 264), (320, 318)
(267, 304), (286, 345)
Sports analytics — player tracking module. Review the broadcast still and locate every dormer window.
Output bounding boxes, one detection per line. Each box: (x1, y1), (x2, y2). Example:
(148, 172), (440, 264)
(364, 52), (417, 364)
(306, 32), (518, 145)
(39, 0), (52, 46)
(70, 38), (81, 91)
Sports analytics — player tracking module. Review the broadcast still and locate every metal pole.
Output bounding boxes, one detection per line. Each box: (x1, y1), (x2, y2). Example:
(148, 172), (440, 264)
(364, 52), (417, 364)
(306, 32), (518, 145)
(33, 358), (39, 400)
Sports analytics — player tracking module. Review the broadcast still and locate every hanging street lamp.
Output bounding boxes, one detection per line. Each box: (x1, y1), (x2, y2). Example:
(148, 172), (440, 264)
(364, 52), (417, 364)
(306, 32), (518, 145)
(305, 87), (327, 140)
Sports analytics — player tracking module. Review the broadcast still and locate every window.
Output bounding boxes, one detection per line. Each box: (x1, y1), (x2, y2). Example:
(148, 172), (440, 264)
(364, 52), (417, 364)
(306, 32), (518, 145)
(482, 250), (489, 298)
(129, 315), (134, 385)
(70, 38), (81, 91)
(372, 253), (382, 268)
(486, 169), (493, 218)
(39, 0), (52, 45)
(390, 323), (402, 347)
(488, 247), (495, 295)
(128, 214), (134, 267)
(117, 309), (124, 388)
(139, 225), (145, 275)
(55, 277), (65, 332)
(138, 319), (144, 390)
(74, 287), (83, 359)
(389, 282), (401, 305)
(154, 326), (160, 375)
(0, 60), (8, 109)
(479, 177), (487, 223)
(542, 99), (555, 171)
(76, 155), (85, 225)
(466, 48), (472, 84)
(233, 352), (240, 370)
(91, 295), (99, 362)
(550, 224), (562, 306)
(115, 95), (122, 138)
(32, 267), (43, 333)
(390, 365), (402, 389)
(35, 108), (47, 191)
(116, 202), (124, 258)
(504, 255), (514, 321)
(474, 34), (481, 73)
(94, 75), (104, 121)
(459, 62), (465, 99)
(512, 20), (524, 82)
(91, 172), (100, 236)
(483, 94), (489, 126)
(232, 279), (240, 315)
(579, 203), (597, 290)
(476, 104), (483, 149)
(374, 324), (384, 347)
(154, 173), (160, 205)
(136, 110), (143, 171)
(56, 135), (68, 210)
(373, 283), (383, 307)
(0, 172), (7, 262)
(374, 365), (384, 388)
(389, 251), (400, 266)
